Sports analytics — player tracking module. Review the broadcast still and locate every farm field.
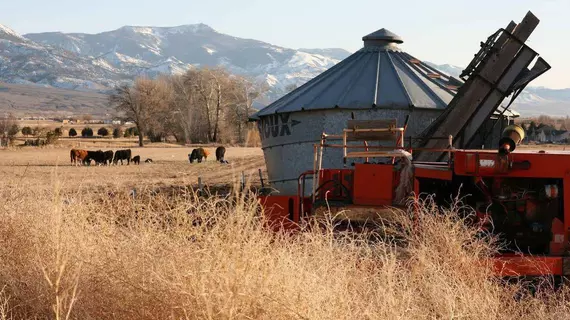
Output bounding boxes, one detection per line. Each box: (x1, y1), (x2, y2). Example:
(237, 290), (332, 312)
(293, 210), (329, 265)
(0, 146), (266, 191)
(1, 144), (570, 319)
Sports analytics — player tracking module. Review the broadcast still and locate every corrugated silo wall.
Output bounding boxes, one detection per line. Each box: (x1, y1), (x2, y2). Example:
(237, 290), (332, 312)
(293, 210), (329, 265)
(257, 108), (441, 195)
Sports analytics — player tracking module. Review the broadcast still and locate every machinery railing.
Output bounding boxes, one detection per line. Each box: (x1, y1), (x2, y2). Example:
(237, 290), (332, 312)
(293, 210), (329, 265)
(308, 118), (456, 207)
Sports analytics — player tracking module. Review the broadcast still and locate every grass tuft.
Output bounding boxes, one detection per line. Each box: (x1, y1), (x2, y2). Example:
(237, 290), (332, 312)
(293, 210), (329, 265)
(1, 178), (570, 319)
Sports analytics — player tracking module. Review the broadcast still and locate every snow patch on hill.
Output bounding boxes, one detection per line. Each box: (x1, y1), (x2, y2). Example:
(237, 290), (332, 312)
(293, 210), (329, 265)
(203, 46), (216, 55)
(0, 22), (568, 115)
(0, 24), (24, 39)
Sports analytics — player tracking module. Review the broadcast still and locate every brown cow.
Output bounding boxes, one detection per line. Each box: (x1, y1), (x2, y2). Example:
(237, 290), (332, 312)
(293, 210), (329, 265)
(70, 149), (89, 166)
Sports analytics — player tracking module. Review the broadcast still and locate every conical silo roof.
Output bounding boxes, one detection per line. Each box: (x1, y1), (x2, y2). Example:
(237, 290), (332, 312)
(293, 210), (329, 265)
(251, 28), (463, 119)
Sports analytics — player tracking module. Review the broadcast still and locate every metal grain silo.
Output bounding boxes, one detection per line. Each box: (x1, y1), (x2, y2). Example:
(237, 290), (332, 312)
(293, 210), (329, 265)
(249, 29), (465, 195)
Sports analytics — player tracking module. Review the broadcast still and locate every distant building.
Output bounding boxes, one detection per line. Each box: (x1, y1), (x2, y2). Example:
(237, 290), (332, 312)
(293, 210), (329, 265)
(525, 123), (569, 143)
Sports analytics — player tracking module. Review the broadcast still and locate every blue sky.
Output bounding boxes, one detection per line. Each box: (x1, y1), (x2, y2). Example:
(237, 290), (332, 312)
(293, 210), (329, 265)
(2, 0), (569, 88)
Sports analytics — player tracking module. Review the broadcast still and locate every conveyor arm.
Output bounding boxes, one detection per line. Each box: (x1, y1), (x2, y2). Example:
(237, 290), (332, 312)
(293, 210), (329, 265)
(415, 11), (551, 162)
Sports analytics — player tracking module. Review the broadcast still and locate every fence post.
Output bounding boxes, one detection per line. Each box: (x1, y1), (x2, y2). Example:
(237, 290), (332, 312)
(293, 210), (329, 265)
(258, 168), (264, 188)
(198, 177), (203, 195)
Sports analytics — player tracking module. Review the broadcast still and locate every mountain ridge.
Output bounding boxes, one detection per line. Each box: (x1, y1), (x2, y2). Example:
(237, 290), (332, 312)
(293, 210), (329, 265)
(0, 22), (568, 116)
(18, 23), (343, 99)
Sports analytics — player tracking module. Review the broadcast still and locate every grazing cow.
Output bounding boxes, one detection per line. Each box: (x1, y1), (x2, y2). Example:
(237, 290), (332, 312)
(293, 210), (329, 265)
(113, 149), (132, 165)
(189, 148), (207, 163)
(85, 150), (105, 166)
(131, 155), (140, 165)
(189, 149), (197, 163)
(215, 146), (226, 163)
(103, 150), (114, 165)
(145, 158), (153, 163)
(70, 149), (89, 166)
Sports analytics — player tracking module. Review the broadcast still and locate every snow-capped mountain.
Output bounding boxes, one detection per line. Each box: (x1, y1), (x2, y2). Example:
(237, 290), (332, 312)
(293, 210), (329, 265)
(17, 24), (343, 98)
(425, 63), (464, 79)
(0, 24), (28, 44)
(297, 48), (351, 60)
(1, 22), (570, 115)
(0, 24), (135, 91)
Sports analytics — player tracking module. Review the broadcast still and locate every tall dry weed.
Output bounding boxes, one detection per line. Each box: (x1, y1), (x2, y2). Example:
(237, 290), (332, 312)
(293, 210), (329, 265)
(1, 177), (570, 319)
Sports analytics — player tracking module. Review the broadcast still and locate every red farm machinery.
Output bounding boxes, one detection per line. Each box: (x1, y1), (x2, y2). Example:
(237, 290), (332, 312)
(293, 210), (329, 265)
(256, 11), (570, 278)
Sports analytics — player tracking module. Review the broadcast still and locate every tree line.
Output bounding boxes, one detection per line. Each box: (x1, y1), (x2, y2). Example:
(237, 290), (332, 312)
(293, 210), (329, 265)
(110, 67), (266, 147)
(517, 115), (570, 131)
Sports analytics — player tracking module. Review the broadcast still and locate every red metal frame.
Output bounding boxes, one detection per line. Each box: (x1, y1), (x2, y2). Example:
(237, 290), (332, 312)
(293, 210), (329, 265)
(415, 149), (570, 277)
(258, 141), (570, 277)
(492, 255), (563, 276)
(257, 195), (301, 231)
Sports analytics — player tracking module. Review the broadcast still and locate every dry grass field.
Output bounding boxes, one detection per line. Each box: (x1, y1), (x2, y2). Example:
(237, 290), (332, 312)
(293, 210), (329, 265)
(1, 143), (570, 319)
(0, 146), (266, 192)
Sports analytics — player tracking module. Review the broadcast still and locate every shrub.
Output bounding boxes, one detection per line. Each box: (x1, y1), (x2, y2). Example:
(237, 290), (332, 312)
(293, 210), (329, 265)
(21, 126), (33, 136)
(124, 127), (139, 138)
(32, 127), (42, 136)
(146, 129), (164, 142)
(81, 127), (93, 137)
(23, 130), (59, 146)
(97, 127), (109, 137)
(112, 128), (122, 139)
(54, 127), (63, 137)
(69, 128), (77, 137)
(8, 124), (19, 137)
(45, 131), (59, 145)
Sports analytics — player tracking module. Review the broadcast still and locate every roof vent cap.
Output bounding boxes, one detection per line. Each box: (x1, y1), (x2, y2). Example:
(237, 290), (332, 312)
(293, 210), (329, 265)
(362, 28), (403, 49)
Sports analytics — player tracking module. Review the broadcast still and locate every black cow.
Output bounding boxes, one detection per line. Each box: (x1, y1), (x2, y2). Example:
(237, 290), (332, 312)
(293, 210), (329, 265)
(113, 149), (132, 165)
(131, 155), (140, 165)
(188, 149), (197, 163)
(189, 148), (206, 163)
(84, 150), (105, 166)
(103, 150), (114, 165)
(215, 146), (226, 163)
(145, 158), (153, 163)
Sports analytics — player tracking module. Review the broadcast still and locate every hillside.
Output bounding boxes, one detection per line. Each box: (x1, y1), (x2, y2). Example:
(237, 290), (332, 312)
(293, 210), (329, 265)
(0, 82), (111, 117)
(1, 22), (569, 116)
(16, 24), (341, 99)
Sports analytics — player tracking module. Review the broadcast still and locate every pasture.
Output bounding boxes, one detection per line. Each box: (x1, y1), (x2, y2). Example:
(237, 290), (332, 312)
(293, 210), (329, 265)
(0, 146), (266, 191)
(1, 144), (570, 319)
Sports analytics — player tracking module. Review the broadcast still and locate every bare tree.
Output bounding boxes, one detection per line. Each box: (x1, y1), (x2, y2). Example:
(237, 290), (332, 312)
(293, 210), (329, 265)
(143, 76), (173, 142)
(168, 74), (196, 143)
(110, 77), (171, 146)
(111, 85), (143, 146)
(226, 77), (267, 143)
(0, 113), (19, 146)
(113, 67), (266, 146)
(185, 68), (217, 142)
(184, 68), (240, 142)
